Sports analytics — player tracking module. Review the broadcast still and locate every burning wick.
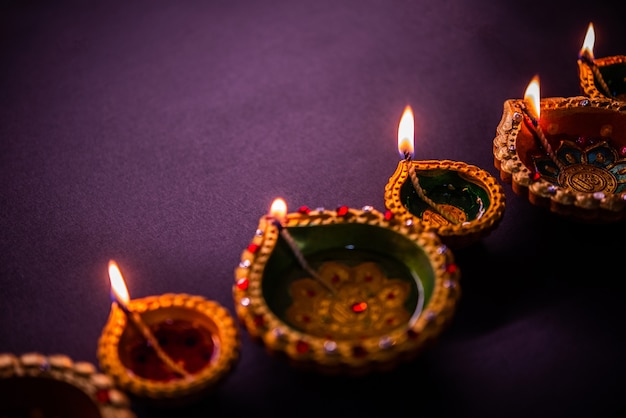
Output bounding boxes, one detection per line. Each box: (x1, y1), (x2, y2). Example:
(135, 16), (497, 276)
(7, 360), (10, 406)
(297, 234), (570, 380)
(579, 22), (612, 98)
(397, 106), (458, 224)
(108, 260), (192, 379)
(269, 198), (336, 295)
(521, 75), (565, 172)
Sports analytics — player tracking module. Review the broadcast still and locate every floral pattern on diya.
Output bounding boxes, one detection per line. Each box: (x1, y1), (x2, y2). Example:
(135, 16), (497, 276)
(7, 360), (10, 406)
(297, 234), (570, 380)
(286, 262), (413, 340)
(532, 139), (626, 194)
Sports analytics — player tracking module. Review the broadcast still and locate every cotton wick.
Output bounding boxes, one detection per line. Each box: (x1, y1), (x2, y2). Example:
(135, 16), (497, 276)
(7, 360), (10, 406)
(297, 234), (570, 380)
(116, 301), (192, 379)
(580, 51), (613, 98)
(403, 152), (459, 224)
(520, 104), (565, 171)
(272, 219), (336, 295)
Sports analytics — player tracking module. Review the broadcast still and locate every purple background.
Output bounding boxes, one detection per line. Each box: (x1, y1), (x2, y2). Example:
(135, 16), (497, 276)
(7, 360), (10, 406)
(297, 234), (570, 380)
(2, 1), (625, 417)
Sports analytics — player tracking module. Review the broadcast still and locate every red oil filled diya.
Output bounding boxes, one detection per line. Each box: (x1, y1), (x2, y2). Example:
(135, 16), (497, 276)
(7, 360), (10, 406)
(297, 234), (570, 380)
(384, 106), (506, 248)
(0, 352), (135, 418)
(493, 75), (626, 222)
(97, 261), (240, 405)
(233, 198), (461, 375)
(578, 23), (626, 102)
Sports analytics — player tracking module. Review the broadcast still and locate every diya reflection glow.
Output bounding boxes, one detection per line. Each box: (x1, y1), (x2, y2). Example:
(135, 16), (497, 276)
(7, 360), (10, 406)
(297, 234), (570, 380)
(97, 261), (239, 405)
(233, 200), (461, 375)
(493, 76), (626, 222)
(0, 352), (135, 418)
(578, 22), (626, 101)
(384, 105), (505, 248)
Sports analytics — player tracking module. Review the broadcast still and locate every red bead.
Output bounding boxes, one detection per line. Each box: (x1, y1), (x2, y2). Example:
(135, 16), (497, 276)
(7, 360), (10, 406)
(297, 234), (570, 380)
(298, 206), (311, 214)
(296, 340), (309, 353)
(531, 171), (541, 181)
(253, 314), (264, 327)
(620, 146), (626, 157)
(351, 302), (368, 313)
(247, 243), (260, 253)
(386, 292), (396, 300)
(336, 205), (349, 216)
(446, 264), (458, 274)
(384, 210), (394, 220)
(95, 389), (110, 404)
(236, 277), (249, 291)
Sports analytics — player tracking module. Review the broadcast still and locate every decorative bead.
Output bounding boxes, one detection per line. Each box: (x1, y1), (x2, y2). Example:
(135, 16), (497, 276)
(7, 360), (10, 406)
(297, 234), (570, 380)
(296, 340), (309, 354)
(336, 205), (349, 216)
(378, 336), (394, 349)
(298, 206), (311, 214)
(323, 340), (338, 354)
(239, 260), (251, 268)
(247, 243), (260, 254)
(240, 297), (251, 307)
(236, 278), (249, 291)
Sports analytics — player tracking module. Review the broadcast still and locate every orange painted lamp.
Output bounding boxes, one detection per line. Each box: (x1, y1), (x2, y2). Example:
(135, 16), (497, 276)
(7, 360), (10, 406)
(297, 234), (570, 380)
(97, 261), (240, 405)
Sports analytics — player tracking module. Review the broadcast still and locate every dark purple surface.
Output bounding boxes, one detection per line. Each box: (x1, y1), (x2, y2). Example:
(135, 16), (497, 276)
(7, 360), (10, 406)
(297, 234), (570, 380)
(1, 1), (626, 417)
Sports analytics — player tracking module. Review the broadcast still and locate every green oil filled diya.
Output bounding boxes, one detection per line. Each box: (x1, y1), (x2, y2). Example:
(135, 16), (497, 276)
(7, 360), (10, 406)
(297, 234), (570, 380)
(578, 23), (626, 102)
(493, 75), (626, 222)
(0, 352), (135, 418)
(384, 106), (506, 249)
(97, 262), (240, 406)
(233, 199), (460, 375)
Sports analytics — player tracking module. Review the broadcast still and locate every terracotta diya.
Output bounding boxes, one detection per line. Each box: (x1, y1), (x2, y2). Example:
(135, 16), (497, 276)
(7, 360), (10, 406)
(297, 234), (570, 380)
(233, 201), (461, 375)
(0, 352), (135, 418)
(578, 23), (626, 102)
(384, 106), (506, 248)
(493, 75), (626, 222)
(97, 261), (240, 405)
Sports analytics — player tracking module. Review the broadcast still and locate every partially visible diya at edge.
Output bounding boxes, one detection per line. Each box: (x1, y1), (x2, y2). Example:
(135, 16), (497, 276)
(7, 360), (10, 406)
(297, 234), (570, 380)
(578, 22), (626, 102)
(493, 85), (626, 222)
(384, 106), (506, 249)
(0, 352), (135, 418)
(233, 201), (461, 376)
(97, 261), (240, 406)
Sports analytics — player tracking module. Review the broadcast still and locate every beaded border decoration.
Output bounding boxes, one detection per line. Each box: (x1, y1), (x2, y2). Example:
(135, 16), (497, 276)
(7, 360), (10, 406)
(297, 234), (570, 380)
(233, 205), (461, 375)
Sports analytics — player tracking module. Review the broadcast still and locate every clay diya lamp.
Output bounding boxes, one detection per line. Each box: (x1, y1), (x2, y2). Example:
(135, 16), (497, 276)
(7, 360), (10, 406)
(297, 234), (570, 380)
(384, 106), (506, 248)
(493, 75), (626, 222)
(233, 199), (461, 375)
(97, 261), (240, 406)
(0, 352), (135, 418)
(578, 23), (626, 102)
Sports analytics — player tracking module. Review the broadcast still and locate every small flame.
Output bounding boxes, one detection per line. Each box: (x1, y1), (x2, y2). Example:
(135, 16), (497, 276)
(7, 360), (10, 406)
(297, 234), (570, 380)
(108, 260), (130, 306)
(579, 22), (595, 60)
(397, 105), (414, 159)
(524, 75), (541, 120)
(269, 197), (287, 222)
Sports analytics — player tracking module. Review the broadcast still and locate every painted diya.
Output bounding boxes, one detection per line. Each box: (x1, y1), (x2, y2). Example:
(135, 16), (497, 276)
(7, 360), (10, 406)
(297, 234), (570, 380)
(493, 76), (626, 222)
(0, 352), (135, 418)
(97, 262), (240, 405)
(384, 106), (506, 248)
(233, 201), (460, 375)
(578, 23), (626, 102)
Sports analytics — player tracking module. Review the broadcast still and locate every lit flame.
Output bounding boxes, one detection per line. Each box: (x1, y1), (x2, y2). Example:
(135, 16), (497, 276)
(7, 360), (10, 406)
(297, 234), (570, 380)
(269, 197), (287, 222)
(579, 22), (595, 60)
(108, 260), (130, 306)
(524, 75), (541, 120)
(397, 105), (414, 159)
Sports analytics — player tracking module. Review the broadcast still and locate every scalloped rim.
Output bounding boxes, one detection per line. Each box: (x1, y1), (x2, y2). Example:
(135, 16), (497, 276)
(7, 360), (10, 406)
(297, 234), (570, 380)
(232, 206), (461, 374)
(383, 159), (506, 248)
(0, 352), (135, 418)
(97, 294), (240, 402)
(493, 95), (626, 221)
